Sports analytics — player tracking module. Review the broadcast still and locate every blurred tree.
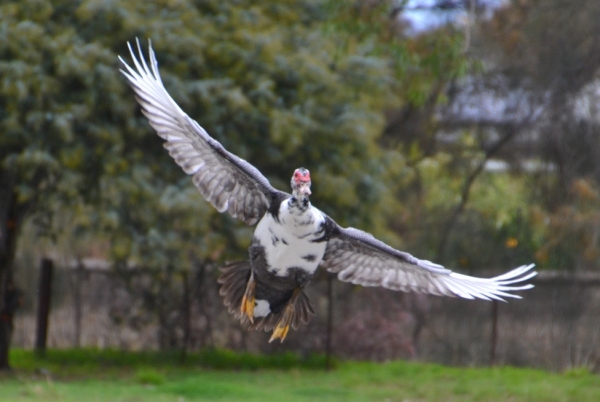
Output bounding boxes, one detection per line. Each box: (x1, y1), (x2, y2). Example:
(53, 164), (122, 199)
(474, 0), (600, 269)
(2, 0), (473, 365)
(531, 178), (600, 270)
(413, 0), (600, 271)
(476, 0), (600, 194)
(1, 0), (141, 368)
(325, 0), (478, 265)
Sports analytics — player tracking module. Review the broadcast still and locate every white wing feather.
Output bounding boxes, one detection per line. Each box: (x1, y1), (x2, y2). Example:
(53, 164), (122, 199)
(119, 40), (281, 225)
(322, 225), (536, 301)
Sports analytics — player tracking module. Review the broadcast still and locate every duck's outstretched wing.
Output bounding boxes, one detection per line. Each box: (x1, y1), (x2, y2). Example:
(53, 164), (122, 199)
(322, 223), (536, 301)
(119, 40), (287, 225)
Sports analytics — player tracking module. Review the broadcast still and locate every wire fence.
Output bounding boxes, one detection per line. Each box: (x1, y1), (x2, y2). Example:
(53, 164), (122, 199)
(11, 258), (600, 372)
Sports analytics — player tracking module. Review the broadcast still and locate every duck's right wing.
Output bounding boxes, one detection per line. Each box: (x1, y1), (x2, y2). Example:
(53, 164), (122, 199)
(120, 40), (287, 225)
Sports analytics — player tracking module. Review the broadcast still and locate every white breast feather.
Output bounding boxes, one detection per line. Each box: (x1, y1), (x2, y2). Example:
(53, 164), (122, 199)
(254, 200), (327, 277)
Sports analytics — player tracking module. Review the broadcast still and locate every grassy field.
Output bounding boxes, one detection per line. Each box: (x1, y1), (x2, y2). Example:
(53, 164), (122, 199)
(1, 349), (599, 401)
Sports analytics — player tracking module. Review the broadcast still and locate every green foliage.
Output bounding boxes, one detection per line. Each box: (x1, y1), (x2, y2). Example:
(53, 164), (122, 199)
(8, 348), (330, 373)
(2, 0), (418, 252)
(564, 367), (594, 378)
(528, 178), (600, 270)
(324, 0), (470, 106)
(389, 121), (541, 268)
(473, 0), (600, 271)
(134, 368), (165, 385)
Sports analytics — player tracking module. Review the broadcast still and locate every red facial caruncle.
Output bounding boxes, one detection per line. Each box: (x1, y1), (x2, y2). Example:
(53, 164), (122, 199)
(293, 168), (311, 184)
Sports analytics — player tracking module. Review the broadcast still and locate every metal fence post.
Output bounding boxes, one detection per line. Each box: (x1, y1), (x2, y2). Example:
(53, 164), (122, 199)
(490, 300), (498, 366)
(35, 258), (53, 357)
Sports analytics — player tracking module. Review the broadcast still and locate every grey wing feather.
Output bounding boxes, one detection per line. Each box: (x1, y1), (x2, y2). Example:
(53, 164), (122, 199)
(321, 225), (537, 301)
(119, 39), (284, 225)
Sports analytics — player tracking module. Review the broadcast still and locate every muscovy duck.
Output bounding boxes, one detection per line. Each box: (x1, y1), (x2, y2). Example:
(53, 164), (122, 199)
(120, 40), (536, 342)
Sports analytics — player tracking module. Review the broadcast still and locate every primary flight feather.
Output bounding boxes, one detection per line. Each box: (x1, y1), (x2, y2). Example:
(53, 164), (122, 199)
(120, 40), (536, 342)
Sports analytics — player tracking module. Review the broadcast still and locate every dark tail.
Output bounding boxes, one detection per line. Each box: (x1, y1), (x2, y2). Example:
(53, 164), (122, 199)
(217, 261), (315, 332)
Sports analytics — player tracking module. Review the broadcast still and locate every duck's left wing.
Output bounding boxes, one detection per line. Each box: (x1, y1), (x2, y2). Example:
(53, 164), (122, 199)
(321, 224), (536, 300)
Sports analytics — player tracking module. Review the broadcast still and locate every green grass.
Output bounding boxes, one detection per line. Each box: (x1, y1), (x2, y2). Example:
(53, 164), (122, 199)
(1, 349), (599, 401)
(6, 348), (329, 376)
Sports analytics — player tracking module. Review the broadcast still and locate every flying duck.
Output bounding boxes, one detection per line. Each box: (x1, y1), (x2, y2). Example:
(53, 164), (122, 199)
(120, 40), (536, 343)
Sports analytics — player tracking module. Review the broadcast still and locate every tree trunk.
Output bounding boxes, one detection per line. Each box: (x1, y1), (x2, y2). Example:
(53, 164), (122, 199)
(0, 178), (19, 370)
(435, 127), (519, 262)
(35, 259), (54, 357)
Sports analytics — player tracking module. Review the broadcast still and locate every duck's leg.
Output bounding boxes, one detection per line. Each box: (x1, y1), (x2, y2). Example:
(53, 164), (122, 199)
(241, 273), (256, 323)
(269, 287), (302, 343)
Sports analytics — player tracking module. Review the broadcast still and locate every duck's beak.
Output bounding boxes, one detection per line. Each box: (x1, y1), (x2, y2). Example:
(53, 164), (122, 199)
(298, 182), (311, 196)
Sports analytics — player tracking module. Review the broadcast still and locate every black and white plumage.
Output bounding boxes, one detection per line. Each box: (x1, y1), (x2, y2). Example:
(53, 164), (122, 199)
(120, 40), (537, 342)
